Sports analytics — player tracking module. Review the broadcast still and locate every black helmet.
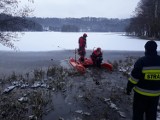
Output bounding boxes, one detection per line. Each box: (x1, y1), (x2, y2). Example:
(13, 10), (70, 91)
(145, 40), (157, 51)
(83, 33), (87, 37)
(97, 47), (101, 52)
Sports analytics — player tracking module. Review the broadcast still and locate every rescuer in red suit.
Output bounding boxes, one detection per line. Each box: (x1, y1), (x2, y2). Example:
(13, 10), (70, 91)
(78, 33), (87, 62)
(90, 47), (103, 68)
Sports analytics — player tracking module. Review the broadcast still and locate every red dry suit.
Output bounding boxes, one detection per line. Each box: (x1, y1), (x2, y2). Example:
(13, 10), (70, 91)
(91, 48), (103, 67)
(78, 36), (87, 62)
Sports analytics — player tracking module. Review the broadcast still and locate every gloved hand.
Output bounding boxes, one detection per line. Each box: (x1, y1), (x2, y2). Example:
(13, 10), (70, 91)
(126, 82), (134, 95)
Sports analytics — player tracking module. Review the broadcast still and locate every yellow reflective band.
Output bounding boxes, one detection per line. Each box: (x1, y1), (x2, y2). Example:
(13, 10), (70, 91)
(142, 70), (160, 73)
(134, 87), (160, 96)
(129, 77), (138, 84)
(143, 66), (160, 70)
(144, 73), (160, 80)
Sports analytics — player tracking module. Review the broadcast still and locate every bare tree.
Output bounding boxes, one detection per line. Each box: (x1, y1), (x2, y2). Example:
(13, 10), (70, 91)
(126, 0), (160, 39)
(0, 0), (34, 50)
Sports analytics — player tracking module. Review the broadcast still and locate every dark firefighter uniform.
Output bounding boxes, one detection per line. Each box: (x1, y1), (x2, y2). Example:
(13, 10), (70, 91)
(90, 48), (103, 68)
(78, 33), (87, 62)
(126, 40), (160, 120)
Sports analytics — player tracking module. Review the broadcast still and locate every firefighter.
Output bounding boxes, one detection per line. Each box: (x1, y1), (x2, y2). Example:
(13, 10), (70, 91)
(78, 33), (87, 62)
(90, 47), (103, 68)
(126, 40), (160, 120)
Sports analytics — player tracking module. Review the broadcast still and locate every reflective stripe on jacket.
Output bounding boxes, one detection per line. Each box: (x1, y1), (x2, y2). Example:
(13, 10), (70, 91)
(128, 54), (160, 97)
(134, 87), (160, 96)
(142, 67), (160, 80)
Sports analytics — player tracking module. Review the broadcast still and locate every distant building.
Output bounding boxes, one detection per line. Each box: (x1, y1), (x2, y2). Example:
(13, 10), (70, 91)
(43, 26), (49, 31)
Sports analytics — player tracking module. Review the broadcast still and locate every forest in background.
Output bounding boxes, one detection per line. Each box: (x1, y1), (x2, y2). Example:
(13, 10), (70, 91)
(0, 14), (42, 31)
(126, 0), (160, 39)
(1, 0), (160, 40)
(0, 14), (130, 32)
(28, 17), (130, 32)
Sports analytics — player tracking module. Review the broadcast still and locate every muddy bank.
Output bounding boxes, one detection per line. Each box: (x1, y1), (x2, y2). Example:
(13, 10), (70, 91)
(0, 57), (134, 120)
(0, 50), (160, 120)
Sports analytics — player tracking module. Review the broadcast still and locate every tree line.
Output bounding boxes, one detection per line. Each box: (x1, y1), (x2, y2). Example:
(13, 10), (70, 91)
(29, 17), (130, 32)
(1, 0), (159, 50)
(0, 14), (42, 31)
(126, 0), (160, 39)
(1, 15), (130, 32)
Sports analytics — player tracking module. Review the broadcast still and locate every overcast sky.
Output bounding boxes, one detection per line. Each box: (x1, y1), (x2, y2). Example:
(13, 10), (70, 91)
(26, 0), (140, 18)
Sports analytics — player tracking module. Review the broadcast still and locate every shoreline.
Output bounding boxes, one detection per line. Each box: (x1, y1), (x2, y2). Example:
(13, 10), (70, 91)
(0, 50), (145, 76)
(0, 50), (160, 119)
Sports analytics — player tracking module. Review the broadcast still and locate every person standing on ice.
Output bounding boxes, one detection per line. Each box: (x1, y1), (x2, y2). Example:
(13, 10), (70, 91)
(126, 40), (160, 120)
(78, 33), (87, 62)
(90, 47), (103, 68)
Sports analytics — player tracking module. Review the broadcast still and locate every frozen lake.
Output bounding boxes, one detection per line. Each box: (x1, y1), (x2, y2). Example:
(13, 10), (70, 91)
(0, 32), (160, 51)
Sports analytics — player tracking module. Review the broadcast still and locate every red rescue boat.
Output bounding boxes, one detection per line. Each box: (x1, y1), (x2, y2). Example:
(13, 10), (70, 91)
(69, 57), (113, 73)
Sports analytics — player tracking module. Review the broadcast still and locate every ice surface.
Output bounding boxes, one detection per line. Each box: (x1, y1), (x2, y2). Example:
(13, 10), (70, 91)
(0, 32), (160, 51)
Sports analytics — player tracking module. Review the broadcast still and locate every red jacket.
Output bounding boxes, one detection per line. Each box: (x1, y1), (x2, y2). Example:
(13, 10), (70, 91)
(79, 37), (86, 48)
